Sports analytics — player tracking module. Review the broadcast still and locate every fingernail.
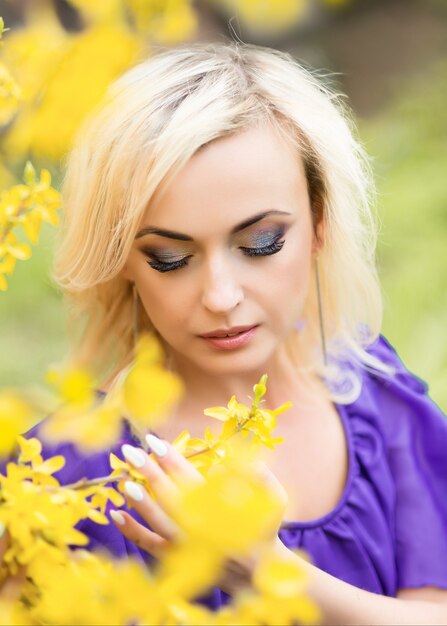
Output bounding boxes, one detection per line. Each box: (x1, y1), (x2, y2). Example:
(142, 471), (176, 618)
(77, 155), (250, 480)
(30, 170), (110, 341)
(145, 434), (168, 457)
(0, 520), (5, 538)
(124, 480), (144, 502)
(110, 510), (125, 526)
(121, 444), (146, 468)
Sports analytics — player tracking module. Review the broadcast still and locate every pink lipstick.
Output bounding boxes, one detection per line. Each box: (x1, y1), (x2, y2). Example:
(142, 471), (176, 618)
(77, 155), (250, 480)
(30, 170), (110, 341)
(199, 325), (259, 351)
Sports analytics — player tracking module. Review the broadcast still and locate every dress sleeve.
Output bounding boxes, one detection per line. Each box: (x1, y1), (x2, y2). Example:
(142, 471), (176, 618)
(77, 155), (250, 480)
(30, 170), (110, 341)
(366, 335), (447, 591)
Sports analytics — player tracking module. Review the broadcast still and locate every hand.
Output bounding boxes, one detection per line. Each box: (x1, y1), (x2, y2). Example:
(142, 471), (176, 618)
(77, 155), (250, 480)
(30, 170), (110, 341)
(109, 434), (203, 557)
(109, 434), (290, 594)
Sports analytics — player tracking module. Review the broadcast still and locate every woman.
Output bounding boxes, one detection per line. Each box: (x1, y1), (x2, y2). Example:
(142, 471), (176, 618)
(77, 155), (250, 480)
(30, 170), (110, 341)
(5, 42), (447, 622)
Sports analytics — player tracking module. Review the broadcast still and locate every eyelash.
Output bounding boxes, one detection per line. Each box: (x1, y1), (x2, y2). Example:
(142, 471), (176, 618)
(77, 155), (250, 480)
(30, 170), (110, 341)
(239, 238), (285, 257)
(146, 234), (286, 273)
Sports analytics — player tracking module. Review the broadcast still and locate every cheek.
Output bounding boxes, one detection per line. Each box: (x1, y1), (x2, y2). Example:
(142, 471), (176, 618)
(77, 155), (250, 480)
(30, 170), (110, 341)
(257, 240), (313, 323)
(270, 240), (312, 293)
(135, 268), (193, 331)
(140, 289), (185, 327)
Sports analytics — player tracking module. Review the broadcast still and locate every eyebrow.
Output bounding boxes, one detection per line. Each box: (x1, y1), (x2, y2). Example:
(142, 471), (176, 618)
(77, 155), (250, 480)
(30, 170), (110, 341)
(134, 209), (291, 241)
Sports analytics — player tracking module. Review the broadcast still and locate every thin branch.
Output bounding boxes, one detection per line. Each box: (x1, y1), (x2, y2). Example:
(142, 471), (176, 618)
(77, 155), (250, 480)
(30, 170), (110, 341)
(184, 418), (251, 459)
(47, 472), (126, 492)
(43, 406), (261, 492)
(0, 203), (34, 245)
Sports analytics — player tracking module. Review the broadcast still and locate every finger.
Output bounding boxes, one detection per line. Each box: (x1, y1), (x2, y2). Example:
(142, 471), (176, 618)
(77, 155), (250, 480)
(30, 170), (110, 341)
(122, 480), (179, 541)
(109, 509), (168, 559)
(0, 526), (27, 599)
(0, 521), (7, 561)
(145, 434), (204, 488)
(1, 570), (26, 601)
(218, 557), (253, 595)
(121, 444), (179, 515)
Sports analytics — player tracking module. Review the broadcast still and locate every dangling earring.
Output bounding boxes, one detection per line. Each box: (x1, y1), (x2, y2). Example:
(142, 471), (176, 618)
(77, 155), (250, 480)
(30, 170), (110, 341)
(315, 255), (361, 404)
(315, 255), (328, 367)
(132, 283), (139, 347)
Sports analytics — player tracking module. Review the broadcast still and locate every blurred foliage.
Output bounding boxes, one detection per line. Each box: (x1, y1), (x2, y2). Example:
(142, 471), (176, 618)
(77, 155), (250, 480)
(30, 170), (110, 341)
(0, 374), (318, 625)
(0, 222), (67, 387)
(0, 162), (61, 291)
(360, 60), (447, 412)
(0, 0), (351, 170)
(0, 16), (20, 126)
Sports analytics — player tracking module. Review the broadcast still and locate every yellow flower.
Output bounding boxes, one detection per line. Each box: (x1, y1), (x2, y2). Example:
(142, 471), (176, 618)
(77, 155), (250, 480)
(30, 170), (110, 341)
(324, 0), (350, 6)
(109, 451), (149, 493)
(204, 375), (290, 451)
(16, 435), (42, 464)
(0, 392), (34, 456)
(167, 599), (215, 626)
(128, 0), (198, 43)
(67, 0), (124, 24)
(173, 428), (229, 475)
(42, 393), (123, 452)
(253, 550), (310, 597)
(41, 335), (182, 451)
(204, 394), (251, 423)
(172, 459), (284, 554)
(214, 0), (310, 32)
(41, 337), (178, 452)
(45, 366), (95, 406)
(21, 163), (61, 228)
(28, 551), (169, 626)
(0, 231), (31, 261)
(0, 8), (68, 105)
(0, 162), (61, 290)
(42, 364), (123, 450)
(156, 455), (287, 602)
(3, 19), (139, 161)
(0, 599), (15, 626)
(172, 376), (289, 477)
(0, 61), (20, 126)
(88, 484), (125, 514)
(158, 541), (222, 602)
(121, 334), (183, 428)
(232, 591), (321, 626)
(0, 478), (87, 575)
(0, 440), (127, 580)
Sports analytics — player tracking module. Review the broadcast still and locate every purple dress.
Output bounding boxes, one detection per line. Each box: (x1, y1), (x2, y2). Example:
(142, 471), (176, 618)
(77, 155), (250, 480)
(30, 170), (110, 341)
(3, 335), (447, 608)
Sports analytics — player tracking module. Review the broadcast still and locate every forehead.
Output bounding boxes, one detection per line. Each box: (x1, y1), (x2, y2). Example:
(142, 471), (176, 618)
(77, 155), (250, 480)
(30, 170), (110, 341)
(141, 125), (309, 235)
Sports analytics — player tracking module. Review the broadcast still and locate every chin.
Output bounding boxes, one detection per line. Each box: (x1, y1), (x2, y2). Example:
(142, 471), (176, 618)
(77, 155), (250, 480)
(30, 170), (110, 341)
(195, 346), (274, 377)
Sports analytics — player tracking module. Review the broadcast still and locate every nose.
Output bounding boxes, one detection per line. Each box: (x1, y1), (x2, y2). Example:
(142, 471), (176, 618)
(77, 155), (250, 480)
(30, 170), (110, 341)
(200, 254), (244, 314)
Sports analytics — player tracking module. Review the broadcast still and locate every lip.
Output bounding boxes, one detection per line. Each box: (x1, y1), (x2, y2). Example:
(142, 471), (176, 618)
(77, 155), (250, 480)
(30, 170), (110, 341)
(200, 325), (257, 338)
(199, 325), (259, 351)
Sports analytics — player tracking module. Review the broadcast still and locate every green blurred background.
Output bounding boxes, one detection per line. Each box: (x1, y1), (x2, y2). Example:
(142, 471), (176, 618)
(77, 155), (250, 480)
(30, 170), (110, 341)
(0, 0), (446, 411)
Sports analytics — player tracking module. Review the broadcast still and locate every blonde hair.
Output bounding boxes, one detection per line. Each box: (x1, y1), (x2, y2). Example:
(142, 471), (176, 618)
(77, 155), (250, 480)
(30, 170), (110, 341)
(53, 41), (392, 397)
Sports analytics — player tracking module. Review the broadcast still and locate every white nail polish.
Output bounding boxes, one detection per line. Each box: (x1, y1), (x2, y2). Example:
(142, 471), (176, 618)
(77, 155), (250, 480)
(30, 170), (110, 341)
(145, 433), (168, 457)
(0, 520), (5, 538)
(110, 510), (126, 526)
(122, 444), (146, 468)
(124, 480), (144, 502)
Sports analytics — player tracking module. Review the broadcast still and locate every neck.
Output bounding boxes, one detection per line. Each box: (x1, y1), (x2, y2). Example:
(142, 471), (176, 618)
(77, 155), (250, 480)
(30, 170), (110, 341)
(165, 342), (316, 419)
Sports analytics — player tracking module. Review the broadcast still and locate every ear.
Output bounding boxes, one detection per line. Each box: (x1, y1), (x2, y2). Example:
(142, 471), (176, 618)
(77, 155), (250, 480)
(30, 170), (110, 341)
(312, 219), (324, 255)
(120, 262), (133, 282)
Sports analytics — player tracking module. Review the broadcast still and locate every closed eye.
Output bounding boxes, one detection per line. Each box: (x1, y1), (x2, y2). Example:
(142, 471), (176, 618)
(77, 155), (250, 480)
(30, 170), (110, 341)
(240, 238), (285, 257)
(146, 255), (192, 273)
(143, 227), (286, 273)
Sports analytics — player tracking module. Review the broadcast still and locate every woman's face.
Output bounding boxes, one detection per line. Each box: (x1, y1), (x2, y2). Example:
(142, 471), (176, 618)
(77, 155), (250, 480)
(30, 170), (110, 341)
(122, 124), (319, 377)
